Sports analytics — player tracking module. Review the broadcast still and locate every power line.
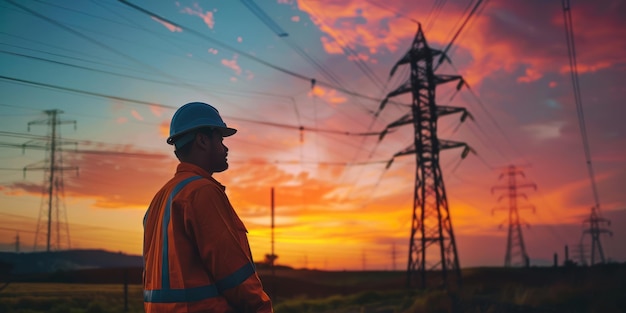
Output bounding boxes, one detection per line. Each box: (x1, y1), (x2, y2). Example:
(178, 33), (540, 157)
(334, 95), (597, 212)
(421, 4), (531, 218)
(117, 0), (407, 109)
(424, 0), (448, 31)
(0, 50), (174, 85)
(363, 0), (419, 25)
(435, 0), (489, 71)
(0, 75), (385, 137)
(562, 0), (601, 212)
(239, 0), (287, 37)
(3, 0), (235, 106)
(297, 0), (386, 90)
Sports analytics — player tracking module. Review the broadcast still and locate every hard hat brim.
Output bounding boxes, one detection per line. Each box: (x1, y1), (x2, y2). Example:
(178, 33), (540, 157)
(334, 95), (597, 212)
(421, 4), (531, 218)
(167, 126), (237, 145)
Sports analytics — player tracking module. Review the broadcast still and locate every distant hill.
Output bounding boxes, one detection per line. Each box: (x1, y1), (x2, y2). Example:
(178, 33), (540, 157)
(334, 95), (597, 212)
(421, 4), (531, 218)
(0, 249), (142, 274)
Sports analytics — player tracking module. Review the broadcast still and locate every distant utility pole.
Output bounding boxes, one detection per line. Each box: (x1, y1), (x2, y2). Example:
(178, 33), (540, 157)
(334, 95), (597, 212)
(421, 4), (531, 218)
(269, 187), (276, 300)
(582, 206), (612, 265)
(23, 109), (78, 252)
(391, 243), (396, 271)
(362, 249), (366, 271)
(267, 187), (277, 267)
(378, 23), (471, 289)
(15, 232), (20, 253)
(491, 165), (536, 268)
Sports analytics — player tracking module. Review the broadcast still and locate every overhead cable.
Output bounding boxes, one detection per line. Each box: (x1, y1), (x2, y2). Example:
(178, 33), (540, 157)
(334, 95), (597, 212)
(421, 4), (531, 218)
(117, 0), (406, 108)
(562, 0), (601, 211)
(0, 75), (384, 137)
(435, 0), (487, 71)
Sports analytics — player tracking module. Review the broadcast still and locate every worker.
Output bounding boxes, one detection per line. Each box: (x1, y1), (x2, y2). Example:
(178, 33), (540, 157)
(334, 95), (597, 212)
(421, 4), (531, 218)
(143, 102), (273, 312)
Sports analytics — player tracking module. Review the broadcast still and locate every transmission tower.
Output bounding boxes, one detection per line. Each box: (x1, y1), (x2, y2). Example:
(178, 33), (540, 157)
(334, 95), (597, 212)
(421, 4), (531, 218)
(23, 109), (78, 252)
(582, 206), (612, 265)
(378, 23), (471, 289)
(491, 165), (536, 267)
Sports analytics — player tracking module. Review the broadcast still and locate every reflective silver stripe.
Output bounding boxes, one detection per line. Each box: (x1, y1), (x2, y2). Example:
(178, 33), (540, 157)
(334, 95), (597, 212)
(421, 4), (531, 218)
(161, 176), (203, 289)
(144, 284), (219, 303)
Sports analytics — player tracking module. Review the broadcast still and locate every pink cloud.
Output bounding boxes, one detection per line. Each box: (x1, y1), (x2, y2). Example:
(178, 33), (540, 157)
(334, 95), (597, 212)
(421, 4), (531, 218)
(559, 61), (613, 75)
(149, 105), (164, 117)
(150, 16), (182, 32)
(320, 36), (343, 54)
(222, 55), (242, 75)
(347, 53), (370, 62)
(130, 110), (144, 121)
(517, 67), (543, 83)
(179, 3), (215, 29)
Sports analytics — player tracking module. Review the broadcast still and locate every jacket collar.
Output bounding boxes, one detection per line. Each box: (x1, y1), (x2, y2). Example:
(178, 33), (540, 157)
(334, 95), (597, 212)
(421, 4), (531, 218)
(176, 162), (225, 190)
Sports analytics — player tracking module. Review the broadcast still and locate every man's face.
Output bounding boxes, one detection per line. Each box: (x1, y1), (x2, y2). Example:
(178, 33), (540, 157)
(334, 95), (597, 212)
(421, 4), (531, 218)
(207, 131), (229, 173)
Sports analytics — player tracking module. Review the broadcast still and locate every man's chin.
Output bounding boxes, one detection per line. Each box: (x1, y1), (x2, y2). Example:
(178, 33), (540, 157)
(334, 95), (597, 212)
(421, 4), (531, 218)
(213, 163), (229, 173)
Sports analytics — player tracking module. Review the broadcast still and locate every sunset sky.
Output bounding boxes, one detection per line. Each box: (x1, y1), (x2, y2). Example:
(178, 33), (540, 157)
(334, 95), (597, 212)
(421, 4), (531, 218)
(0, 0), (624, 270)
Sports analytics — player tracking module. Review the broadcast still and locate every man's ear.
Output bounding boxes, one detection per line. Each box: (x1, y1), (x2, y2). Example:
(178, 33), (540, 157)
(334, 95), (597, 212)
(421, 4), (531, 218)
(196, 132), (211, 150)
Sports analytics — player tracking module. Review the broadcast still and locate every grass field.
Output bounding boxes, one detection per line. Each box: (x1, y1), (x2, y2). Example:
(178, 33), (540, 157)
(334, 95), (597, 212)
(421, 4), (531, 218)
(0, 264), (624, 313)
(0, 283), (144, 313)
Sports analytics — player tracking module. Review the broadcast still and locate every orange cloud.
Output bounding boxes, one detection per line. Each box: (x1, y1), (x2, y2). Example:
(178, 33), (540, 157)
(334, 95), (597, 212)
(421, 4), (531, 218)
(295, 0), (626, 87)
(159, 120), (169, 139)
(308, 85), (347, 105)
(3, 146), (174, 209)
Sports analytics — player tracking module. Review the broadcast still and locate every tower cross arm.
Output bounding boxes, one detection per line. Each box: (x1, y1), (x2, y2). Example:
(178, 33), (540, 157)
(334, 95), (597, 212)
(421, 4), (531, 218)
(583, 228), (613, 236)
(385, 143), (416, 169)
(379, 113), (413, 141)
(436, 106), (473, 122)
(389, 54), (411, 77)
(379, 81), (412, 112)
(439, 139), (473, 158)
(434, 75), (465, 90)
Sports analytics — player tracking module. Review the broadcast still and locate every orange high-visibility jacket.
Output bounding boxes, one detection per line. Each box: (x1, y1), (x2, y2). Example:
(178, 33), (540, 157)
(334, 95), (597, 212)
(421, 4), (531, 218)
(143, 162), (272, 313)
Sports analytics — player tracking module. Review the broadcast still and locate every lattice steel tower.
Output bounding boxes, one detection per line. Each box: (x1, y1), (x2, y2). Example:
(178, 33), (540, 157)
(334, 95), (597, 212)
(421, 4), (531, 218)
(378, 24), (471, 289)
(582, 206), (612, 265)
(24, 109), (78, 252)
(491, 165), (536, 267)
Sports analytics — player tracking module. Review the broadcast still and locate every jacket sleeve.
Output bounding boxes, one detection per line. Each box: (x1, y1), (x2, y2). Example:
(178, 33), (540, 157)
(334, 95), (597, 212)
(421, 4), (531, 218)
(185, 183), (272, 313)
